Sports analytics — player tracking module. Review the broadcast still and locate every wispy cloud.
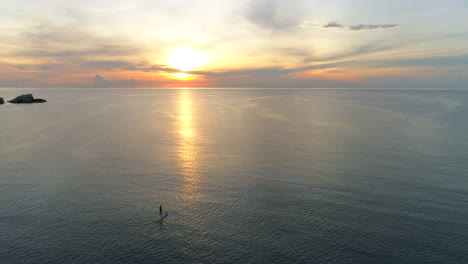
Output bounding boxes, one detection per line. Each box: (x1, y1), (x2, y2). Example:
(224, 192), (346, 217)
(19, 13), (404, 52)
(349, 24), (398, 31)
(385, 54), (468, 67)
(322, 21), (344, 29)
(83, 60), (180, 73)
(309, 44), (397, 62)
(274, 42), (398, 64)
(191, 61), (354, 78)
(92, 74), (173, 88)
(14, 22), (142, 59)
(93, 74), (137, 87)
(320, 21), (398, 31)
(246, 0), (305, 31)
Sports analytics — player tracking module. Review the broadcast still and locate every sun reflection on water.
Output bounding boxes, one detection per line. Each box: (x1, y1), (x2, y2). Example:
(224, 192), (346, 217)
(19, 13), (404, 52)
(175, 89), (204, 208)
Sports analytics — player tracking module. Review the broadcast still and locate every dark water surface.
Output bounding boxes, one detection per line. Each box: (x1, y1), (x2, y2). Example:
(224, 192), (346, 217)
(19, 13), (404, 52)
(1, 88), (467, 263)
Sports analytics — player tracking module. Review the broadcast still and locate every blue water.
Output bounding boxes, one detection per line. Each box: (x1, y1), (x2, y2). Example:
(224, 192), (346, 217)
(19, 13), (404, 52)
(1, 88), (467, 263)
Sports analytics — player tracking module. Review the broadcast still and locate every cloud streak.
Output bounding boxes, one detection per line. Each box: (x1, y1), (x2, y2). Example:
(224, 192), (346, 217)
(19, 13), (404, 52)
(93, 74), (137, 87)
(321, 21), (398, 31)
(83, 60), (180, 73)
(191, 61), (354, 78)
(246, 0), (305, 30)
(385, 54), (468, 67)
(349, 24), (398, 31)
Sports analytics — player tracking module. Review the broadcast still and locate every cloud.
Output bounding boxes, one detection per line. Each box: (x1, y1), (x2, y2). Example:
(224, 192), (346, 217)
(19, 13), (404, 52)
(11, 21), (143, 61)
(91, 74), (175, 88)
(84, 60), (138, 71)
(209, 75), (353, 88)
(318, 44), (396, 62)
(191, 61), (353, 78)
(322, 21), (344, 28)
(385, 54), (468, 67)
(320, 21), (398, 31)
(84, 60), (180, 73)
(193, 64), (468, 89)
(274, 42), (397, 64)
(93, 74), (105, 83)
(3, 58), (182, 84)
(16, 46), (134, 58)
(349, 24), (398, 31)
(246, 0), (305, 31)
(361, 74), (468, 89)
(93, 74), (137, 87)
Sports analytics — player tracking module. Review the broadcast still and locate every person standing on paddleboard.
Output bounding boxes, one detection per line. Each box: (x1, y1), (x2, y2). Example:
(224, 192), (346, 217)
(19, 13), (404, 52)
(159, 205), (163, 218)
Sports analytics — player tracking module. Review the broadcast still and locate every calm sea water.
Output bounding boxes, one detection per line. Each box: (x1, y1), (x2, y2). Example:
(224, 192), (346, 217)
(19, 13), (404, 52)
(1, 88), (467, 263)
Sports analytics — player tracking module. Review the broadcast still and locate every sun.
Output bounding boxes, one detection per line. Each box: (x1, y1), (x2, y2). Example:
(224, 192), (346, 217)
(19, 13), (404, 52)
(167, 47), (209, 79)
(172, 73), (192, 79)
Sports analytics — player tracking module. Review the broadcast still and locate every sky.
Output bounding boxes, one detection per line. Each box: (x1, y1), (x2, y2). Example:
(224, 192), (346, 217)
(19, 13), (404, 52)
(1, 0), (468, 88)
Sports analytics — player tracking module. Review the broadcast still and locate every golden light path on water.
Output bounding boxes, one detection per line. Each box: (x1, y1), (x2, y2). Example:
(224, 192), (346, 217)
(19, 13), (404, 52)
(175, 89), (204, 212)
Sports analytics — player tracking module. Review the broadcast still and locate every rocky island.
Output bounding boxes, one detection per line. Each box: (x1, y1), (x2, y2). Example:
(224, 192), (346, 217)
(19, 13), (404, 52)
(6, 94), (47, 104)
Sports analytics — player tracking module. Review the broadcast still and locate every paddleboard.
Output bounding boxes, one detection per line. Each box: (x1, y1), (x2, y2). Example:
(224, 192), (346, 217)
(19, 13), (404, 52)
(157, 211), (169, 222)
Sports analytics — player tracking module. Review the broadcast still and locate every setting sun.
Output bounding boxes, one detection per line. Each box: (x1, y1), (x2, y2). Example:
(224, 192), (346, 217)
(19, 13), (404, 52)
(172, 73), (192, 79)
(167, 47), (209, 79)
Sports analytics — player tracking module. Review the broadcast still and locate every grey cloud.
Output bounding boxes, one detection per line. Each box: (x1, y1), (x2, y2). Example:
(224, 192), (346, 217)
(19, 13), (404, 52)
(93, 74), (105, 83)
(349, 24), (398, 31)
(193, 67), (293, 77)
(321, 22), (398, 31)
(277, 48), (311, 58)
(246, 0), (305, 30)
(15, 22), (142, 59)
(191, 61), (352, 78)
(93, 74), (137, 87)
(200, 66), (467, 89)
(7, 59), (181, 77)
(0, 78), (44, 88)
(191, 52), (468, 88)
(84, 60), (180, 73)
(361, 74), (468, 89)
(16, 45), (135, 58)
(282, 51), (468, 73)
(209, 75), (353, 88)
(307, 52), (468, 71)
(385, 54), (468, 67)
(85, 60), (137, 71)
(322, 21), (344, 28)
(319, 44), (396, 62)
(91, 74), (173, 88)
(277, 43), (397, 63)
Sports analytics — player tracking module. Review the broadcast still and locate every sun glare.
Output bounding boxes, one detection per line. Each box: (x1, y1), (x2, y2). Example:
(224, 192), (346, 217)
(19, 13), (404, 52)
(172, 73), (192, 79)
(167, 47), (209, 79)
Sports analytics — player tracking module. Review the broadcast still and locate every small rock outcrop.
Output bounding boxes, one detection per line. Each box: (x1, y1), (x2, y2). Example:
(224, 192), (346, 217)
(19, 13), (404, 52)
(8, 94), (47, 104)
(33, 98), (47, 103)
(0, 97), (4, 104)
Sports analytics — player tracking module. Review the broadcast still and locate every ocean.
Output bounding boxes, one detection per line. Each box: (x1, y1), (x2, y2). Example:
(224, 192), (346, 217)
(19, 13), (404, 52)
(1, 88), (467, 263)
